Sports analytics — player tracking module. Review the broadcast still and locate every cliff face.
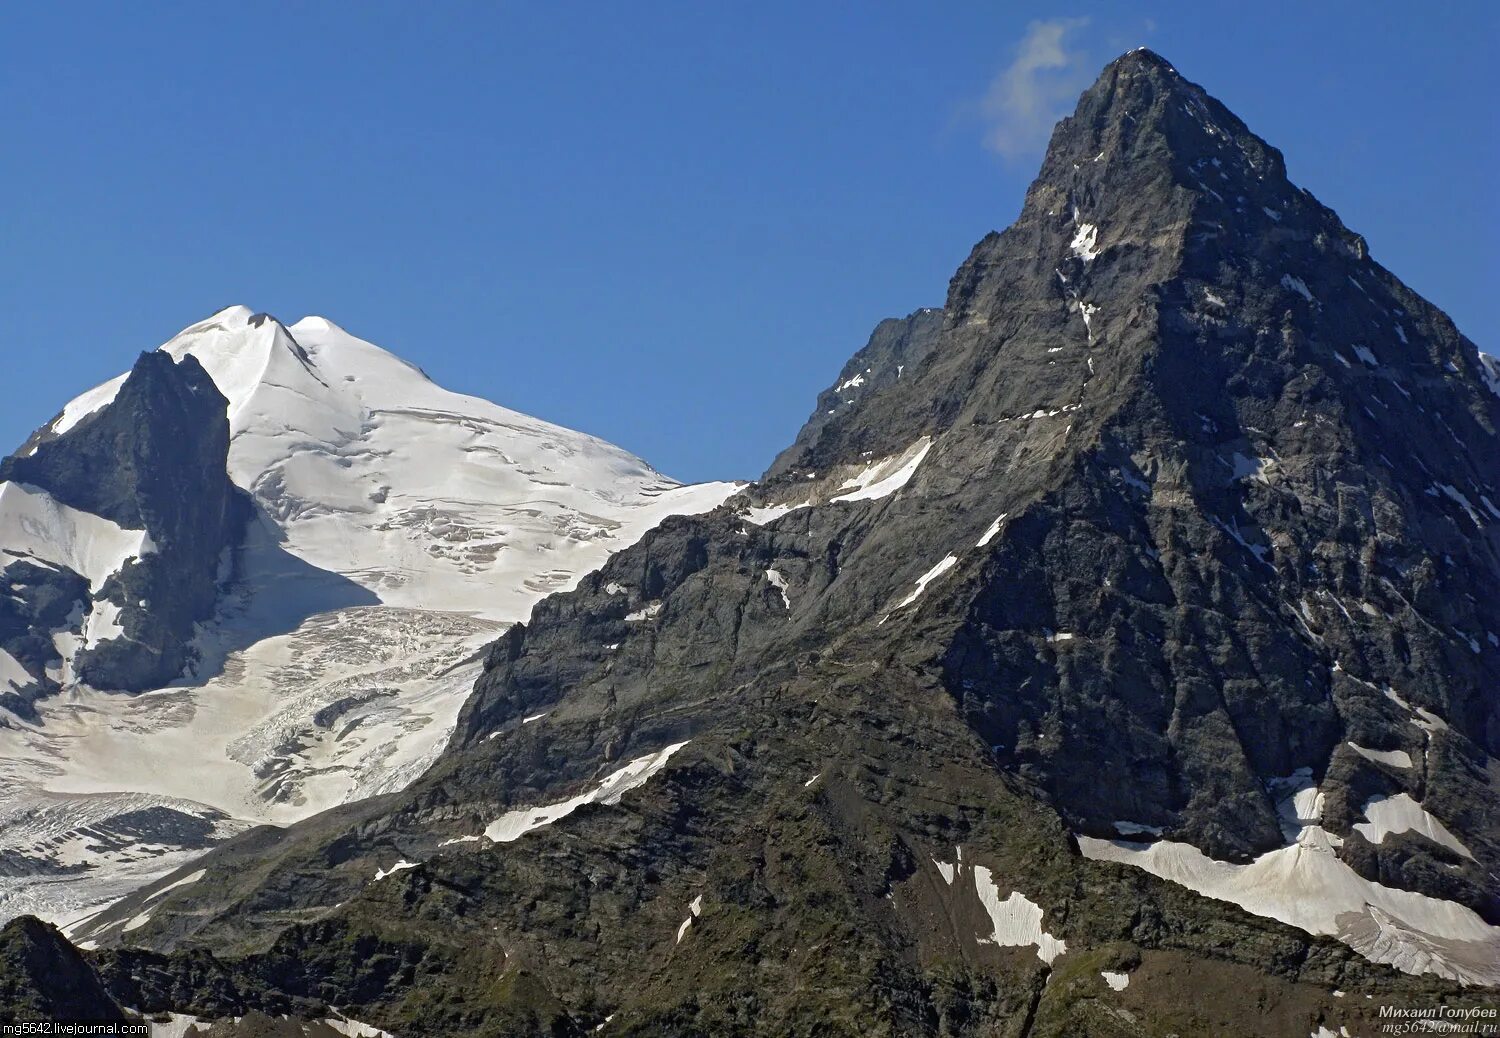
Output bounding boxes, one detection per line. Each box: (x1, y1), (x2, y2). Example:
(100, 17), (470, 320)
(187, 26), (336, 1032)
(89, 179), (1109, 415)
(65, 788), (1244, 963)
(0, 350), (247, 703)
(4, 50), (1496, 1036)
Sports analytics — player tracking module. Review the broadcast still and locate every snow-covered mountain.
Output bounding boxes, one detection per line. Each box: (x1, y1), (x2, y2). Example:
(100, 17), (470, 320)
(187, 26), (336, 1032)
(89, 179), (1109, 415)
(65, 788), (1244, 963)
(0, 306), (738, 928)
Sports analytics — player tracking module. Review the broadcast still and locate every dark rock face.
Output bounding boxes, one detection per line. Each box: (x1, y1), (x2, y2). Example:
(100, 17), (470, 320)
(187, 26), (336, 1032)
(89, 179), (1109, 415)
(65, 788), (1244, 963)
(0, 916), (126, 1022)
(5, 50), (1497, 1035)
(0, 350), (248, 698)
(765, 306), (945, 480)
(0, 561), (87, 718)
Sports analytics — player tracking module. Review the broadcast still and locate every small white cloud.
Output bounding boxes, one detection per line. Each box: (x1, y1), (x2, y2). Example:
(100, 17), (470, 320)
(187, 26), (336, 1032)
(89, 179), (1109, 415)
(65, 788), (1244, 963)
(981, 18), (1092, 160)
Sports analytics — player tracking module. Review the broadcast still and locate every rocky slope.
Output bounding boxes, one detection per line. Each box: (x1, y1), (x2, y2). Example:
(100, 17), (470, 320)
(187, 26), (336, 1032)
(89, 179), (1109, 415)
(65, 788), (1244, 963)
(0, 307), (737, 930)
(3, 49), (1496, 1036)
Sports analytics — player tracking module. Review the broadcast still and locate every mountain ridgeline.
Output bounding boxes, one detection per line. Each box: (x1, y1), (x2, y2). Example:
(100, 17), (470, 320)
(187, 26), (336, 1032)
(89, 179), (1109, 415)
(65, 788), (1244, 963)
(3, 50), (1497, 1036)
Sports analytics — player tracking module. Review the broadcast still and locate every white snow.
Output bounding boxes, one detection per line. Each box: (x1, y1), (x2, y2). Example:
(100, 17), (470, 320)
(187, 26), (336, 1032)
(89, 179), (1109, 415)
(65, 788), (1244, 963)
(1479, 354), (1500, 400)
(438, 835), (481, 847)
(52, 372), (129, 435)
(625, 602), (663, 622)
(0, 482), (154, 593)
(143, 1012), (391, 1038)
(25, 610), (495, 859)
(1352, 344), (1379, 366)
(522, 712), (547, 724)
(484, 741), (688, 843)
(145, 1012), (210, 1038)
(971, 865), (1067, 964)
(765, 569), (791, 610)
(0, 481), (157, 677)
(1281, 274), (1315, 303)
(1070, 222), (1101, 262)
(830, 437), (933, 503)
(1346, 742), (1411, 769)
(31, 306), (737, 623)
(1079, 776), (1500, 986)
(82, 598), (125, 649)
(373, 860), (420, 881)
(1211, 516), (1273, 567)
(1383, 688), (1449, 736)
(1078, 301), (1099, 339)
(174, 310), (736, 621)
(1100, 970), (1130, 991)
(1354, 794), (1474, 860)
(1226, 452), (1272, 484)
(1436, 483), (1484, 527)
(888, 554), (959, 614)
(743, 500), (812, 526)
(1, 306), (741, 927)
(931, 852), (1065, 964)
(142, 869), (205, 903)
(34, 794), (255, 939)
(323, 1015), (396, 1038)
(976, 513), (1007, 548)
(835, 372), (867, 393)
(1262, 206), (1282, 222)
(675, 893), (704, 944)
(0, 650), (32, 694)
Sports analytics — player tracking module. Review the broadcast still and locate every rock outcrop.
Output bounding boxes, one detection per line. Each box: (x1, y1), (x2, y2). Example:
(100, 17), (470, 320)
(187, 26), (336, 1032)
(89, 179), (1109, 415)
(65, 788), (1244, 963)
(0, 350), (246, 703)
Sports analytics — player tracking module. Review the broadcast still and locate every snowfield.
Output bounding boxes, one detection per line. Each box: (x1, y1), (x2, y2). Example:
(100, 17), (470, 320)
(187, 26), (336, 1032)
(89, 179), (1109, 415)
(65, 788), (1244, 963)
(0, 306), (739, 927)
(1078, 771), (1500, 986)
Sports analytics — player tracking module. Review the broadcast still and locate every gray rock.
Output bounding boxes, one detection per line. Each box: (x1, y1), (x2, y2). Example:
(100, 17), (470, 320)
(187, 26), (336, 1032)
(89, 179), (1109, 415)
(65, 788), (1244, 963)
(0, 350), (249, 697)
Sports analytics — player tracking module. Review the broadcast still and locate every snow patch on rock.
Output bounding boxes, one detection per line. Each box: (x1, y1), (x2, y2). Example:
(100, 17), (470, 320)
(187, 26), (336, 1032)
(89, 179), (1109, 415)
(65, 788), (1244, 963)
(831, 437), (933, 503)
(485, 742), (689, 843)
(1354, 793), (1473, 860)
(931, 851), (1066, 965)
(373, 860), (420, 881)
(1070, 222), (1101, 262)
(765, 569), (791, 610)
(971, 865), (1067, 964)
(675, 893), (704, 944)
(886, 554), (958, 616)
(1346, 742), (1412, 769)
(1079, 774), (1500, 986)
(0, 482), (154, 593)
(976, 513), (1008, 548)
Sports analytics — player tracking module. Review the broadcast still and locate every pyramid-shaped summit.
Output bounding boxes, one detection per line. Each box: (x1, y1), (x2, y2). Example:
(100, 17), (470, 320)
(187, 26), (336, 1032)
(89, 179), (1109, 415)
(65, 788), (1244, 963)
(5, 50), (1497, 1036)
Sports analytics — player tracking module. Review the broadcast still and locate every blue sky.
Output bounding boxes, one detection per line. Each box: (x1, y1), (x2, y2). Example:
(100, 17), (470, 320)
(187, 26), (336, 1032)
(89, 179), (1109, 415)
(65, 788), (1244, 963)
(3, 2), (1495, 482)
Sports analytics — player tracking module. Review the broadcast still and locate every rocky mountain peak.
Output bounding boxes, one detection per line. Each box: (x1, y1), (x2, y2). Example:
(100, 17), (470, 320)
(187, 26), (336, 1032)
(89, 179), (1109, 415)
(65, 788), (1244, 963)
(733, 48), (1499, 986)
(3, 350), (228, 533)
(1030, 47), (1288, 204)
(0, 346), (247, 699)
